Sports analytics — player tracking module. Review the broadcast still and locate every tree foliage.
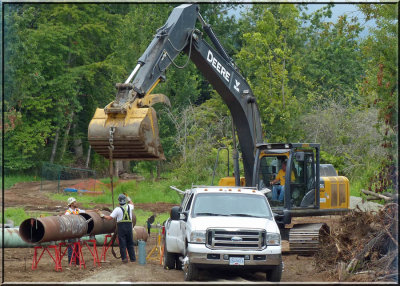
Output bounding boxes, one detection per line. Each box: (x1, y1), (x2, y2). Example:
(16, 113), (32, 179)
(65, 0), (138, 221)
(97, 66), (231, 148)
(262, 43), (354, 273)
(236, 4), (301, 142)
(3, 3), (397, 194)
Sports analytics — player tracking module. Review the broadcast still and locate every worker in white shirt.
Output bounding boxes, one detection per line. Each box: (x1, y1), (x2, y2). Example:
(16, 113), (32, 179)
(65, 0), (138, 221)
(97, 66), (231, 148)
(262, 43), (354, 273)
(102, 194), (136, 263)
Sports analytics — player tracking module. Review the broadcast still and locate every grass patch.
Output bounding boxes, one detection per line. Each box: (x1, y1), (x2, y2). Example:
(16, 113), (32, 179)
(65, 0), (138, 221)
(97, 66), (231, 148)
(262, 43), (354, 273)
(99, 177), (119, 184)
(134, 209), (169, 229)
(1, 207), (52, 226)
(2, 175), (39, 190)
(349, 179), (364, 197)
(48, 175), (182, 207)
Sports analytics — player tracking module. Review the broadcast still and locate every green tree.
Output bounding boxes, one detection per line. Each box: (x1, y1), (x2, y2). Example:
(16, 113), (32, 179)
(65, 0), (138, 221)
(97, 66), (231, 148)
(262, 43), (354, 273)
(236, 4), (301, 142)
(294, 4), (365, 106)
(358, 4), (398, 193)
(4, 4), (122, 171)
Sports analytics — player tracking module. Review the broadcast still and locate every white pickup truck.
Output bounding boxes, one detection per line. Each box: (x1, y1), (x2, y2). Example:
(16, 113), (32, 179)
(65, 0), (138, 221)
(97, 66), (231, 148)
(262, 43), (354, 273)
(163, 186), (283, 281)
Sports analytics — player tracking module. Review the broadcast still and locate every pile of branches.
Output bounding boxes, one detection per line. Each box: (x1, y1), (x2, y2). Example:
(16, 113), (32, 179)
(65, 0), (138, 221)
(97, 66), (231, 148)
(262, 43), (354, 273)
(316, 203), (398, 282)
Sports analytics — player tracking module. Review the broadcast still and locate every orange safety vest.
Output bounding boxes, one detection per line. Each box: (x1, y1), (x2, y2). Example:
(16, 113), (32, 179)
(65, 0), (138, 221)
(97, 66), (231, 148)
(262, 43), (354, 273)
(65, 208), (80, 215)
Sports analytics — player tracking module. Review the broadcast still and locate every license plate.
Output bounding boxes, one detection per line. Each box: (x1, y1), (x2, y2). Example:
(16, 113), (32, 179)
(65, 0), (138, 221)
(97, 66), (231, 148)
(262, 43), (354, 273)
(229, 257), (244, 266)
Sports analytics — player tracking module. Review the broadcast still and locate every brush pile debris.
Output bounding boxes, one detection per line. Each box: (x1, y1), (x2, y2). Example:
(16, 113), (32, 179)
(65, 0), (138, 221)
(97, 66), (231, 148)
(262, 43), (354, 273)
(316, 203), (398, 282)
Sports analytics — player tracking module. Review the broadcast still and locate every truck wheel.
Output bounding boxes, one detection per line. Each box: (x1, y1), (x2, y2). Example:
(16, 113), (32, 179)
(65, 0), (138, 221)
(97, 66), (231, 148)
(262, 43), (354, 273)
(184, 262), (198, 281)
(163, 240), (175, 270)
(175, 256), (182, 270)
(266, 262), (283, 282)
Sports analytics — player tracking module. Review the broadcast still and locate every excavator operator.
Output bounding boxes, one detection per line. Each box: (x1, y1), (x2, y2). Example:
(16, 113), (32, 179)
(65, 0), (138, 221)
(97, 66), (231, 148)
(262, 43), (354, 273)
(270, 161), (294, 202)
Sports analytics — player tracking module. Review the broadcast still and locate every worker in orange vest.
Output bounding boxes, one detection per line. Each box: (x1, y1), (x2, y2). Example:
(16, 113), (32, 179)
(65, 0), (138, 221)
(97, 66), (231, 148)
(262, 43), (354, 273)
(65, 197), (86, 265)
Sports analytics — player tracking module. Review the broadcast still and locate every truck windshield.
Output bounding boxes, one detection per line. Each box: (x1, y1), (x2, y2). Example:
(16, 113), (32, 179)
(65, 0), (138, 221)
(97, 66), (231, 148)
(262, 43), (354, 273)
(192, 193), (272, 218)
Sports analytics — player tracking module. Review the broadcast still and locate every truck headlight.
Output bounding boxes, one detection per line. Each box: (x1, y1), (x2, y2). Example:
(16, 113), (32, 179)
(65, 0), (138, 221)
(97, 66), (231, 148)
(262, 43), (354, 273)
(190, 231), (206, 243)
(266, 233), (280, 246)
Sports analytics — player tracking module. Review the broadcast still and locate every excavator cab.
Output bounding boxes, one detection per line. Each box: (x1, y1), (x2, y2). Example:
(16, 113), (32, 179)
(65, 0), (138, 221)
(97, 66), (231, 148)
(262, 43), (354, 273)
(88, 83), (170, 160)
(254, 143), (350, 212)
(255, 143), (321, 211)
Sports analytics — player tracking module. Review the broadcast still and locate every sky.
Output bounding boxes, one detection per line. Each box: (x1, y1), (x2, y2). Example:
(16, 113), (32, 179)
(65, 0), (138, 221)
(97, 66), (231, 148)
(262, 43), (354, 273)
(305, 4), (376, 38)
(229, 3), (376, 39)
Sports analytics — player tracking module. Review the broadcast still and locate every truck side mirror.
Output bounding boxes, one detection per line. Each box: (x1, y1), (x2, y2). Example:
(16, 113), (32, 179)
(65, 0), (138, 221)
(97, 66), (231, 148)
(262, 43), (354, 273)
(170, 206), (180, 220)
(180, 211), (189, 222)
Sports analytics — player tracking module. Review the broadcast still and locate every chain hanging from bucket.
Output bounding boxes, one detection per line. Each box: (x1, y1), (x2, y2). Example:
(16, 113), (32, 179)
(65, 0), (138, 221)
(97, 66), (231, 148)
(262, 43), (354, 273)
(108, 127), (116, 209)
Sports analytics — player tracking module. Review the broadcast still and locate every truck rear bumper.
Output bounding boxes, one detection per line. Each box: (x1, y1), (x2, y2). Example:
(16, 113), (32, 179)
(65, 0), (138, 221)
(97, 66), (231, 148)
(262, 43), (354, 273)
(187, 243), (281, 266)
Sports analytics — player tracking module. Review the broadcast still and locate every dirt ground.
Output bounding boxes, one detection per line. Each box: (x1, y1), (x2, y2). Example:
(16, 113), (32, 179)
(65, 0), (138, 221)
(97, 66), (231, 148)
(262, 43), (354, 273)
(2, 180), (176, 215)
(2, 180), (340, 283)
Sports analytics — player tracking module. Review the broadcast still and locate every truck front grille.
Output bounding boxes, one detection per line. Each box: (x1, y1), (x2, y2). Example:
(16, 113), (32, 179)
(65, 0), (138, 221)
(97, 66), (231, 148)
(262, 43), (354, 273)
(206, 228), (266, 250)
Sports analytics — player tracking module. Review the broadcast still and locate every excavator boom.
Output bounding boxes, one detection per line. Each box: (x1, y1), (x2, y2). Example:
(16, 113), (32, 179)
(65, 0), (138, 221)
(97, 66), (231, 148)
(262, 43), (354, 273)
(88, 4), (263, 183)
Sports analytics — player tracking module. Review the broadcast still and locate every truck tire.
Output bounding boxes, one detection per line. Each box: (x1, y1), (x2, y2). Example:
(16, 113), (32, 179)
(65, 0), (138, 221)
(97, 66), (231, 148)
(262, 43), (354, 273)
(184, 262), (198, 281)
(163, 240), (175, 270)
(266, 262), (283, 282)
(175, 256), (182, 270)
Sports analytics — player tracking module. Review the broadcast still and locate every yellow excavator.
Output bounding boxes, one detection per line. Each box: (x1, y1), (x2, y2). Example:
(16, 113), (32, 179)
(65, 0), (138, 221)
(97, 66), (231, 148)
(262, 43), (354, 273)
(88, 4), (350, 255)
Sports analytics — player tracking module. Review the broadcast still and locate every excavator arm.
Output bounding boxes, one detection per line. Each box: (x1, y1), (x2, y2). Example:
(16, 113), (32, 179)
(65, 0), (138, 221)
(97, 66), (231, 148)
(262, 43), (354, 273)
(88, 4), (263, 185)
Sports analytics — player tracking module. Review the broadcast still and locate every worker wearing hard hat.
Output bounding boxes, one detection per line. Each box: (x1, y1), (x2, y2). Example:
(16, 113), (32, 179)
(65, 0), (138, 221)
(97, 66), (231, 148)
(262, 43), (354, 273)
(65, 197), (86, 265)
(102, 194), (136, 263)
(65, 197), (86, 215)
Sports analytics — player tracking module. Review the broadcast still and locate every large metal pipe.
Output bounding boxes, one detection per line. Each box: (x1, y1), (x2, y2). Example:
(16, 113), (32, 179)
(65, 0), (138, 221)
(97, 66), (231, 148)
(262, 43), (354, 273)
(3, 226), (148, 248)
(19, 215), (88, 243)
(1, 228), (54, 248)
(1, 228), (115, 248)
(79, 211), (116, 236)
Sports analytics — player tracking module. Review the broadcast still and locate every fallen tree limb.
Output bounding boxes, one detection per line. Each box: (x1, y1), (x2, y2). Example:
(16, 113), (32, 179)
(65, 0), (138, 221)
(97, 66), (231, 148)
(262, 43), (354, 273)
(377, 273), (398, 280)
(353, 270), (376, 275)
(355, 231), (385, 261)
(384, 227), (398, 247)
(361, 189), (392, 201)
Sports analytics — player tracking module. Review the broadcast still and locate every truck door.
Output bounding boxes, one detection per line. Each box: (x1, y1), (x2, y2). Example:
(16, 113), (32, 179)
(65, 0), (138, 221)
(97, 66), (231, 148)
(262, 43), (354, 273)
(180, 193), (194, 252)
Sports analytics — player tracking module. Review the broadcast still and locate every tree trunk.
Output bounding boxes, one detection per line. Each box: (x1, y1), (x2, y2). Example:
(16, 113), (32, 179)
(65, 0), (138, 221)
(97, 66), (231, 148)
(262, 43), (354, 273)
(123, 161), (131, 173)
(156, 161), (161, 180)
(50, 128), (60, 163)
(59, 112), (74, 161)
(281, 36), (286, 109)
(85, 145), (91, 168)
(114, 160), (123, 177)
(149, 166), (154, 180)
(73, 124), (84, 159)
(282, 56), (286, 108)
(184, 110), (187, 163)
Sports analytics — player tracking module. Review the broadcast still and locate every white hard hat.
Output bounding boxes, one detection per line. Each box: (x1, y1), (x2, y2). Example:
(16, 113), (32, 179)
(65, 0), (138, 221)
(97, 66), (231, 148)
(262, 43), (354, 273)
(68, 197), (76, 206)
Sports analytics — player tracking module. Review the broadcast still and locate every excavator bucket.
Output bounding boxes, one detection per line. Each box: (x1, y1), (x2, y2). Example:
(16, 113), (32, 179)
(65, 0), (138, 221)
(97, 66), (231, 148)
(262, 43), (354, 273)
(88, 94), (169, 161)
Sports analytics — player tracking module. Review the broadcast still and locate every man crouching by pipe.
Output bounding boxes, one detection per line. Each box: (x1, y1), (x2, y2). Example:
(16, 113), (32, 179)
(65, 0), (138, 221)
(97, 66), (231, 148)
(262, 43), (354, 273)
(101, 194), (136, 263)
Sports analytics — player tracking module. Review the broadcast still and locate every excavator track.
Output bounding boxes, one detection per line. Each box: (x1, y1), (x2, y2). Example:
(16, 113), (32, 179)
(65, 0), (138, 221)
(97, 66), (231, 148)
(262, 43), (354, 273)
(288, 223), (330, 255)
